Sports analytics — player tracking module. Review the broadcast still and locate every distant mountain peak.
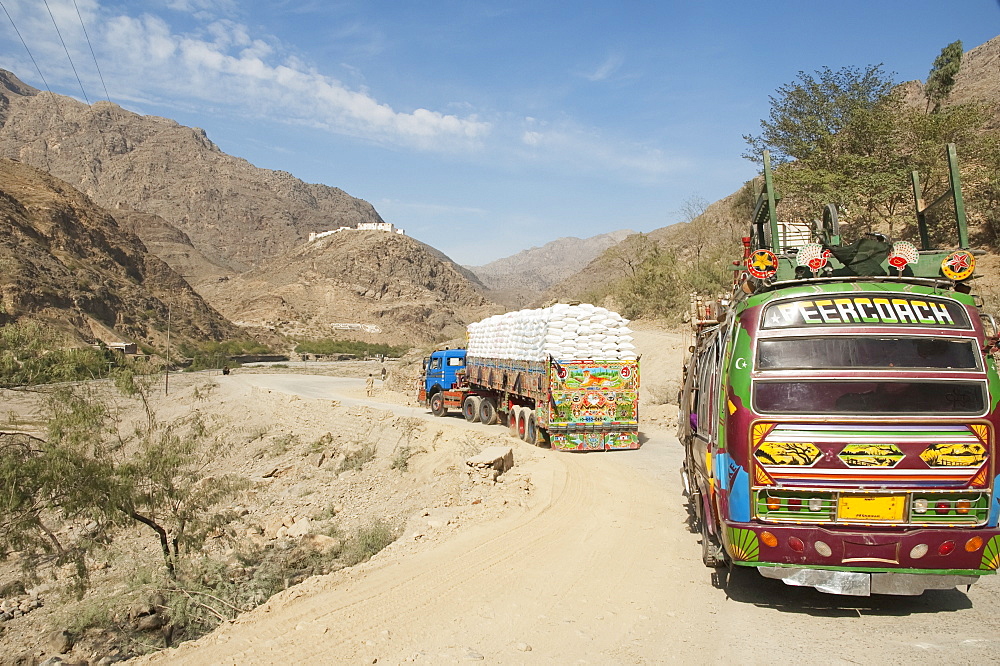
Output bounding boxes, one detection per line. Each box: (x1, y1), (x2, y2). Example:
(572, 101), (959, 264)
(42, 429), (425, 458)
(466, 229), (636, 308)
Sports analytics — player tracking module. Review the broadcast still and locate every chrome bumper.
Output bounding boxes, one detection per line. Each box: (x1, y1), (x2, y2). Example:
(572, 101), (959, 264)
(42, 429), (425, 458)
(757, 566), (979, 596)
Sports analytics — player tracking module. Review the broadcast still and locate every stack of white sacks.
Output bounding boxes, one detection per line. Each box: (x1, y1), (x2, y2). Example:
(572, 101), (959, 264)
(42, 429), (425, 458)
(467, 303), (637, 361)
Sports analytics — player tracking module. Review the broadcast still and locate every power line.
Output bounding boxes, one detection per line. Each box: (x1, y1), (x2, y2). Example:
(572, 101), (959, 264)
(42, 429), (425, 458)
(72, 0), (112, 104)
(0, 0), (64, 171)
(69, 0), (128, 158)
(42, 0), (90, 105)
(0, 0), (54, 96)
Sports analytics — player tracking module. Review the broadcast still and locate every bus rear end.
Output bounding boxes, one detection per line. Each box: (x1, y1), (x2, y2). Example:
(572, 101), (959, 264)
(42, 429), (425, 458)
(719, 287), (1000, 595)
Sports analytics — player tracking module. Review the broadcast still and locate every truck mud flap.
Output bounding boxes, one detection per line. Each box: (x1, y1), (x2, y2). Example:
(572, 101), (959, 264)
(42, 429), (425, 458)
(549, 431), (640, 451)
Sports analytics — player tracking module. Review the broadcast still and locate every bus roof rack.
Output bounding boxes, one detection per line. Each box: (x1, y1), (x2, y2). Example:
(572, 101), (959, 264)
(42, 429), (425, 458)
(741, 144), (977, 293)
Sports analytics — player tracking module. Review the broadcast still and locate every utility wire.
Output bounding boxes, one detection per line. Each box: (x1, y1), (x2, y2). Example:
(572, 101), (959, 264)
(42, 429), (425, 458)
(0, 0), (54, 96)
(72, 0), (112, 104)
(42, 0), (90, 104)
(0, 0), (62, 171)
(43, 0), (115, 159)
(70, 0), (127, 157)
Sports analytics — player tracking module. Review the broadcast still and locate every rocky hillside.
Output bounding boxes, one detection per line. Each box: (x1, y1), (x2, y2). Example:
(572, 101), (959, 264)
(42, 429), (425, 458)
(198, 230), (498, 346)
(466, 230), (635, 308)
(546, 192), (747, 305)
(0, 70), (384, 276)
(0, 158), (241, 349)
(942, 35), (1000, 110)
(0, 68), (504, 345)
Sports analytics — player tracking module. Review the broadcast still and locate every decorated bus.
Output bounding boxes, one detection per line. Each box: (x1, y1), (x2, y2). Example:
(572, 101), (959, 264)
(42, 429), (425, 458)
(679, 145), (1000, 596)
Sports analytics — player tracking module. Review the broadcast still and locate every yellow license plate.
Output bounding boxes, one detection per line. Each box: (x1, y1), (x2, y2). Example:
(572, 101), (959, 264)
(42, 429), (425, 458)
(838, 495), (906, 522)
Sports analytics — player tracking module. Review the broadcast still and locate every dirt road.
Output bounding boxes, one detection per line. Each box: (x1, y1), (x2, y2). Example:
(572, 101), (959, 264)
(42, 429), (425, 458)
(141, 367), (1000, 664)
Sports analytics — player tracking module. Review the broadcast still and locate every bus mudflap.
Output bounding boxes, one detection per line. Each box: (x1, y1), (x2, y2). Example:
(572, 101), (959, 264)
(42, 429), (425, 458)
(757, 567), (979, 596)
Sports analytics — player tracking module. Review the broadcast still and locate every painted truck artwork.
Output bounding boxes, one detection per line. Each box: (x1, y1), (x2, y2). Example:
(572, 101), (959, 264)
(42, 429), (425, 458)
(679, 146), (1000, 597)
(417, 305), (640, 451)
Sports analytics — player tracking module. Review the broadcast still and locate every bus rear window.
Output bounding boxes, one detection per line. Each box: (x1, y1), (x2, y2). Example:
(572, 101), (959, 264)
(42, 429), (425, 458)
(757, 337), (979, 370)
(754, 380), (986, 415)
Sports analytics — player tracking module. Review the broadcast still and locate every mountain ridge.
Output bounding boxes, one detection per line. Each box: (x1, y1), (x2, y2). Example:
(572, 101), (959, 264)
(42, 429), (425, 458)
(0, 157), (240, 349)
(465, 229), (635, 308)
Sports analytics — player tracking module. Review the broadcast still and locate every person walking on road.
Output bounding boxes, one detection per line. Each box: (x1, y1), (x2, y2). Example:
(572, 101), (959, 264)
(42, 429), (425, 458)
(366, 374), (375, 397)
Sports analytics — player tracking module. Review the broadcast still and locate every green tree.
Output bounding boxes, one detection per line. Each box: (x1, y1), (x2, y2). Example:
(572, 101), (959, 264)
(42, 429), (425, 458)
(612, 245), (682, 319)
(0, 370), (244, 589)
(925, 40), (963, 113)
(746, 59), (996, 244)
(743, 65), (896, 163)
(0, 322), (120, 387)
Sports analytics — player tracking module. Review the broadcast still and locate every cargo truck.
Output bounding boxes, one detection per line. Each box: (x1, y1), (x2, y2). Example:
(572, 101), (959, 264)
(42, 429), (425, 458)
(418, 305), (641, 451)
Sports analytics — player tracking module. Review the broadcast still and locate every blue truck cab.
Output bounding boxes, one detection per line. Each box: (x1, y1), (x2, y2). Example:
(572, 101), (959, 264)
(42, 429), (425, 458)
(422, 348), (467, 397)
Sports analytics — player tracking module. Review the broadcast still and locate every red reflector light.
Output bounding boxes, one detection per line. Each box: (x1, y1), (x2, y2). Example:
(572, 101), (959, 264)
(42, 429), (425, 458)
(761, 531), (778, 547)
(786, 497), (802, 510)
(966, 536), (984, 552)
(788, 537), (805, 552)
(934, 501), (951, 515)
(956, 499), (972, 515)
(766, 496), (781, 512)
(938, 541), (956, 556)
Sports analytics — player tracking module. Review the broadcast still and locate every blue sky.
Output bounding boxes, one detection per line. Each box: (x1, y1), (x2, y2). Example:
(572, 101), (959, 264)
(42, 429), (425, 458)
(1, 1), (999, 265)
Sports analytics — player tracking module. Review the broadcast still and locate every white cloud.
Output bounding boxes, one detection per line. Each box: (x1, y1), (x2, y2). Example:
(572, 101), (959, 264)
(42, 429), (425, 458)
(165, 0), (238, 16)
(585, 52), (625, 82)
(522, 131), (542, 146)
(5, 1), (491, 151)
(514, 117), (683, 181)
(0, 1), (676, 180)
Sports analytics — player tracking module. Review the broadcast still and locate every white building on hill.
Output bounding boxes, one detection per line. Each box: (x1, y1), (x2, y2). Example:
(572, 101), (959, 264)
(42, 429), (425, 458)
(309, 222), (405, 242)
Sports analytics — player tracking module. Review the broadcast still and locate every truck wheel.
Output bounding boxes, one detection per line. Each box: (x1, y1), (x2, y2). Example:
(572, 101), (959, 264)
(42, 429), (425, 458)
(430, 392), (447, 417)
(479, 397), (499, 425)
(508, 408), (521, 437)
(523, 411), (537, 444)
(463, 396), (482, 422)
(517, 407), (530, 441)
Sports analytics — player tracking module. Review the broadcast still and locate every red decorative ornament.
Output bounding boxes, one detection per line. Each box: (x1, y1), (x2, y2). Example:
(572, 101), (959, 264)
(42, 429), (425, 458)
(942, 250), (975, 281)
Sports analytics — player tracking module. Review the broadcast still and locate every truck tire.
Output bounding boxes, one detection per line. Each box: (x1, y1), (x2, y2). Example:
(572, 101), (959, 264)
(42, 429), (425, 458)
(517, 407), (530, 441)
(430, 392), (447, 417)
(508, 407), (521, 437)
(479, 397), (499, 425)
(523, 410), (537, 444)
(463, 396), (482, 422)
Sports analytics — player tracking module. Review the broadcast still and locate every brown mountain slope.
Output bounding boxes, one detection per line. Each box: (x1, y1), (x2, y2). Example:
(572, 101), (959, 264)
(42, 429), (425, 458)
(466, 230), (636, 308)
(0, 70), (384, 275)
(0, 158), (240, 348)
(546, 193), (745, 304)
(114, 209), (237, 289)
(198, 230), (498, 346)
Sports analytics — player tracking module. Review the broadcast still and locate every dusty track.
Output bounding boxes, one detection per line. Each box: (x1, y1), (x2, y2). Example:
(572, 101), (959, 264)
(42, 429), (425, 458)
(139, 327), (1000, 664)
